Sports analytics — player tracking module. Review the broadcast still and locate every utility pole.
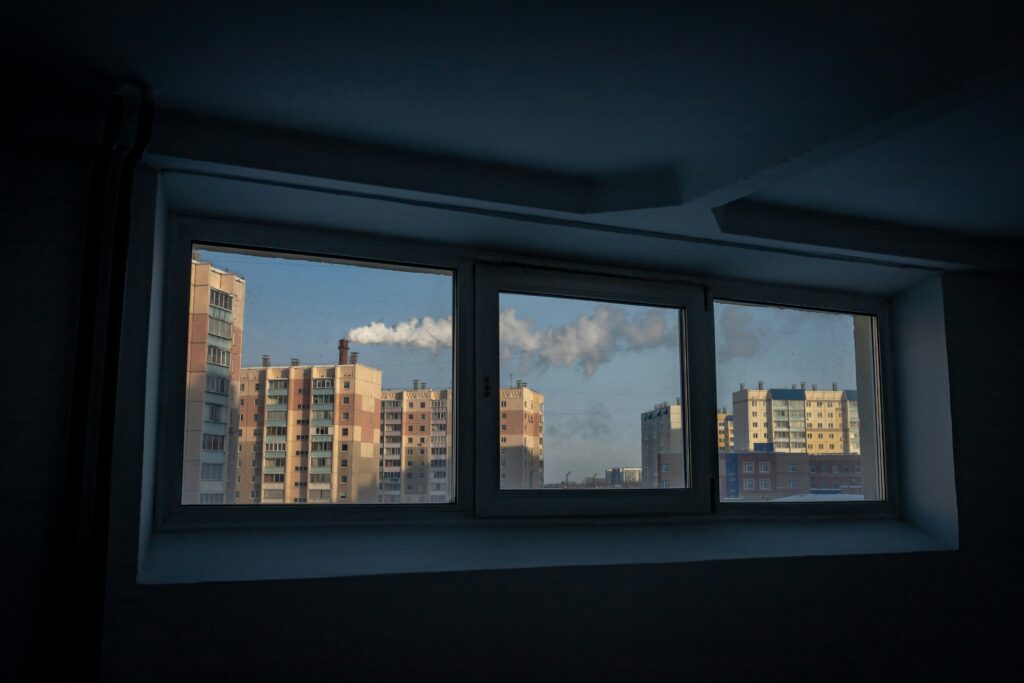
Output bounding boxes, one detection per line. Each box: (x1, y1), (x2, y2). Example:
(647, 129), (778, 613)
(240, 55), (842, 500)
(564, 471), (571, 489)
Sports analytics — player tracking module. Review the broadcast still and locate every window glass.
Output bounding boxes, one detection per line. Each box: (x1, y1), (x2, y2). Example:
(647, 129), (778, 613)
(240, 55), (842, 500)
(498, 293), (684, 490)
(714, 301), (882, 503)
(182, 246), (453, 505)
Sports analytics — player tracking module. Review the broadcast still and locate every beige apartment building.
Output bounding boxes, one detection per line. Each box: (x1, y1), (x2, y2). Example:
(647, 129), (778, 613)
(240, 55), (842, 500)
(499, 382), (544, 489)
(717, 409), (735, 452)
(380, 380), (453, 503)
(730, 382), (860, 455)
(236, 342), (382, 504)
(641, 401), (685, 488)
(183, 258), (246, 505)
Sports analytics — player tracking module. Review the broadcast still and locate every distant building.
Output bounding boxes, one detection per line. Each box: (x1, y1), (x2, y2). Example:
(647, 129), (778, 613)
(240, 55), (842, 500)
(731, 382), (859, 454)
(183, 258), (246, 505)
(641, 401), (684, 488)
(717, 409), (734, 451)
(499, 381), (544, 489)
(605, 467), (642, 488)
(380, 381), (453, 504)
(719, 450), (863, 501)
(237, 343), (382, 504)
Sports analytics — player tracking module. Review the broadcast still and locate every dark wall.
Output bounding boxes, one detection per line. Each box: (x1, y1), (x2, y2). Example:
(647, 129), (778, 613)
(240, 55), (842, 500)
(4, 87), (1023, 680)
(0, 84), (109, 673)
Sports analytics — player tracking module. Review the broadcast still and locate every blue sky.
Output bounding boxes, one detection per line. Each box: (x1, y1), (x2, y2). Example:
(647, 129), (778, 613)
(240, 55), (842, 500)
(199, 248), (863, 484)
(199, 248), (454, 389)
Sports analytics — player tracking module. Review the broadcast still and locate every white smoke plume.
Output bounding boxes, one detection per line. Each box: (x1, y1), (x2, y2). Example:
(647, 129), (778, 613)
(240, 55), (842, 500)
(347, 315), (453, 353)
(500, 305), (674, 377)
(347, 304), (674, 377)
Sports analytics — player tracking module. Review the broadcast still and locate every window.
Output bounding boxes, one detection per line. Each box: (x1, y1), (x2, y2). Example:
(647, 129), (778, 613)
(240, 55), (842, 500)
(714, 299), (885, 504)
(475, 264), (709, 516)
(179, 245), (454, 506)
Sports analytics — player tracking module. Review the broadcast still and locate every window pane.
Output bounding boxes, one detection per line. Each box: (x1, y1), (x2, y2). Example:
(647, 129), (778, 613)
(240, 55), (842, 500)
(183, 247), (454, 505)
(498, 293), (685, 490)
(714, 301), (882, 503)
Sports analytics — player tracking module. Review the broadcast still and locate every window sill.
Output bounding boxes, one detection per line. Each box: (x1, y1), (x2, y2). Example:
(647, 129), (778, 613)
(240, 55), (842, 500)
(137, 517), (953, 584)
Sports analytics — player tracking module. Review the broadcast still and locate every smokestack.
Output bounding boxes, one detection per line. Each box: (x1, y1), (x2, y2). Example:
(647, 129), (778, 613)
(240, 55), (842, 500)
(350, 351), (359, 365)
(413, 379), (420, 390)
(800, 382), (806, 390)
(261, 355), (270, 368)
(832, 382), (838, 391)
(338, 338), (349, 365)
(758, 381), (764, 390)
(290, 358), (299, 366)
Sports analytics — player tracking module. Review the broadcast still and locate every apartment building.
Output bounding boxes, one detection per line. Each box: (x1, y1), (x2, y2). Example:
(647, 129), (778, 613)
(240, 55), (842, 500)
(716, 409), (735, 452)
(730, 382), (860, 455)
(236, 341), (382, 504)
(641, 401), (685, 488)
(183, 258), (246, 505)
(499, 382), (544, 489)
(379, 380), (453, 504)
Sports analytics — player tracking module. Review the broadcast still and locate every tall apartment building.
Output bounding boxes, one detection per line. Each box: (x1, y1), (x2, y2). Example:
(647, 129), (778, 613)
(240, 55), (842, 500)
(236, 341), (382, 504)
(183, 258), (246, 505)
(499, 382), (544, 489)
(717, 409), (735, 451)
(380, 380), (453, 503)
(730, 382), (860, 454)
(641, 401), (684, 488)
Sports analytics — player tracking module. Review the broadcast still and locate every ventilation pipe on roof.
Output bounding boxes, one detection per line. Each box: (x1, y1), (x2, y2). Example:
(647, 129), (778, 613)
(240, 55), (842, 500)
(350, 352), (359, 365)
(261, 355), (270, 367)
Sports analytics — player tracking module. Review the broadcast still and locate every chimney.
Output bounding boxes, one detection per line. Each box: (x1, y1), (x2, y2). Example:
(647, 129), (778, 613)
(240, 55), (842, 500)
(413, 379), (420, 390)
(521, 382), (527, 388)
(757, 381), (764, 390)
(350, 351), (359, 365)
(261, 355), (270, 368)
(812, 384), (818, 390)
(675, 396), (681, 405)
(832, 382), (838, 391)
(290, 358), (299, 366)
(740, 383), (746, 390)
(516, 379), (523, 388)
(338, 338), (349, 365)
(800, 382), (806, 390)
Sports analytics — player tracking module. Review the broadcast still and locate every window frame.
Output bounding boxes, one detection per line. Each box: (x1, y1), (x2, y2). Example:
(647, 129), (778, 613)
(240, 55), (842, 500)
(474, 263), (714, 517)
(709, 280), (899, 518)
(153, 214), (475, 529)
(149, 213), (899, 531)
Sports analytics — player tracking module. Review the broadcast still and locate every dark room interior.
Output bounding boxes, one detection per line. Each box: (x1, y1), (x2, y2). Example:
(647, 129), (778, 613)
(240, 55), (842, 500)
(3, 2), (1024, 680)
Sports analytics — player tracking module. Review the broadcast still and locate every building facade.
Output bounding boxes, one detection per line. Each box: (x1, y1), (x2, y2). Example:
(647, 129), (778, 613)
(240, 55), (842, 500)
(719, 450), (864, 501)
(730, 382), (860, 455)
(499, 382), (544, 489)
(641, 401), (685, 488)
(183, 258), (246, 505)
(717, 409), (734, 452)
(236, 344), (382, 504)
(379, 381), (453, 503)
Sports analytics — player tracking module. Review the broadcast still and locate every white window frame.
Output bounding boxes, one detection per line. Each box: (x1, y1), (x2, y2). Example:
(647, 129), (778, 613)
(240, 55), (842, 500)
(474, 263), (712, 517)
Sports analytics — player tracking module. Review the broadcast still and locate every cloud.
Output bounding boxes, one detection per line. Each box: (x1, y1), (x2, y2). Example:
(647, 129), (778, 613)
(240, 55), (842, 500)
(544, 402), (613, 438)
